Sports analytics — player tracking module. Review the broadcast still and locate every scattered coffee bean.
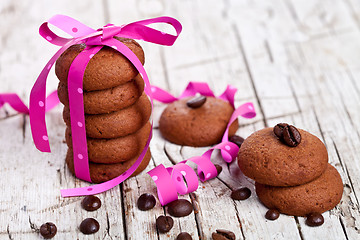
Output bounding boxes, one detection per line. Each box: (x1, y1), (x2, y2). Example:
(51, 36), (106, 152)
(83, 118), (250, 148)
(186, 96), (207, 108)
(156, 216), (174, 233)
(79, 218), (100, 235)
(39, 222), (57, 239)
(167, 199), (193, 217)
(176, 232), (193, 240)
(228, 135), (245, 148)
(283, 125), (301, 147)
(231, 187), (251, 200)
(81, 195), (101, 211)
(265, 209), (280, 220)
(273, 123), (288, 138)
(137, 193), (156, 211)
(215, 164), (223, 175)
(212, 229), (236, 240)
(305, 213), (324, 227)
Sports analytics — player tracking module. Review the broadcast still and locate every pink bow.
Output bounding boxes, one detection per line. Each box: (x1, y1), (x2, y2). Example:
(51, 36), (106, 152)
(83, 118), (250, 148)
(148, 82), (256, 205)
(30, 15), (182, 197)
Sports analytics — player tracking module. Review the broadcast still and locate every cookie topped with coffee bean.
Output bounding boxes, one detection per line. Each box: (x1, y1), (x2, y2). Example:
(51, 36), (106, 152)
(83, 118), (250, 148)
(237, 123), (343, 223)
(237, 124), (328, 186)
(159, 96), (238, 147)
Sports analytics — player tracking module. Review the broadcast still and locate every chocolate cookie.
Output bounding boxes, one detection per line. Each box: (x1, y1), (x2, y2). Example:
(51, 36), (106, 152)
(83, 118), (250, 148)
(159, 97), (239, 147)
(66, 148), (151, 183)
(66, 121), (151, 163)
(55, 37), (145, 91)
(256, 164), (343, 216)
(238, 127), (328, 186)
(58, 74), (144, 114)
(63, 93), (152, 139)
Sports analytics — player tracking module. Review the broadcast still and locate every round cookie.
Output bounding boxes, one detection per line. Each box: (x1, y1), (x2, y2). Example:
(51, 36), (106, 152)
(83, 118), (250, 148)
(63, 93), (152, 139)
(55, 37), (145, 91)
(238, 127), (328, 186)
(66, 121), (151, 163)
(256, 164), (343, 216)
(58, 74), (144, 114)
(66, 148), (151, 183)
(159, 97), (239, 147)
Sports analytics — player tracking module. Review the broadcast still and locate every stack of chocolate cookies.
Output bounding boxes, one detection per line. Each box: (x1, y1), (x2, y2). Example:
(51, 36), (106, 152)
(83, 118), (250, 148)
(238, 124), (343, 217)
(55, 37), (152, 183)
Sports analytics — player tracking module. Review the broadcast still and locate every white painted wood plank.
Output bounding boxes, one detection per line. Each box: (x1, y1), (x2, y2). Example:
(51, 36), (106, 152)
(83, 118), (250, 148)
(1, 0), (360, 239)
(0, 108), (125, 239)
(0, 0), (106, 99)
(226, 0), (358, 239)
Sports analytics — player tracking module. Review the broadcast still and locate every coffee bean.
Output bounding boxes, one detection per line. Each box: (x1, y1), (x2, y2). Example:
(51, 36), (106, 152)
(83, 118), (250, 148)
(231, 187), (251, 200)
(40, 222), (57, 239)
(305, 213), (324, 227)
(212, 229), (236, 240)
(283, 125), (301, 147)
(79, 218), (100, 235)
(156, 216), (174, 233)
(212, 233), (227, 240)
(167, 199), (193, 217)
(215, 164), (223, 175)
(81, 195), (101, 211)
(273, 123), (288, 138)
(228, 135), (245, 148)
(265, 209), (280, 220)
(176, 232), (193, 240)
(137, 193), (156, 211)
(186, 96), (207, 108)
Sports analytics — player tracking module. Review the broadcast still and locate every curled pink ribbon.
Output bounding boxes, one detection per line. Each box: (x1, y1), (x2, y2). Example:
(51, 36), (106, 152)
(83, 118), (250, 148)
(148, 82), (256, 205)
(0, 91), (59, 114)
(29, 15), (182, 197)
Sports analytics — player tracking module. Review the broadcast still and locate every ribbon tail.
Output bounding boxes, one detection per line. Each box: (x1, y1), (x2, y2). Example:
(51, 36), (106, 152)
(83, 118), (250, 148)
(45, 91), (60, 112)
(29, 70), (51, 153)
(179, 82), (216, 98)
(29, 40), (77, 153)
(120, 16), (182, 46)
(150, 85), (178, 103)
(218, 85), (237, 108)
(0, 94), (29, 114)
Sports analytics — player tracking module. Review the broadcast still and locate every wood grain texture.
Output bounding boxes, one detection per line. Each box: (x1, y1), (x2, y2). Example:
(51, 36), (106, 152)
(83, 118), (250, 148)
(0, 0), (359, 239)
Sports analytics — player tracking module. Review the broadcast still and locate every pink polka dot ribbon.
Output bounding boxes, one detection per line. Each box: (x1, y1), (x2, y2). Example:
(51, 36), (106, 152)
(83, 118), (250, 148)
(29, 15), (182, 197)
(0, 91), (59, 115)
(148, 82), (256, 205)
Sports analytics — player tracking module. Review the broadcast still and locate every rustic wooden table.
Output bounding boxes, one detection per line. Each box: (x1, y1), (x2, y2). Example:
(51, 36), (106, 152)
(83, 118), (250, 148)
(1, 0), (360, 239)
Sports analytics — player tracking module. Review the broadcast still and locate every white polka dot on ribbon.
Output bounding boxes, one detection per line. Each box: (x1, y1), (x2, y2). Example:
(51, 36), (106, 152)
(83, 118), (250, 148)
(152, 175), (158, 181)
(78, 154), (83, 159)
(77, 88), (83, 94)
(38, 101), (44, 107)
(225, 145), (231, 151)
(46, 36), (52, 41)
